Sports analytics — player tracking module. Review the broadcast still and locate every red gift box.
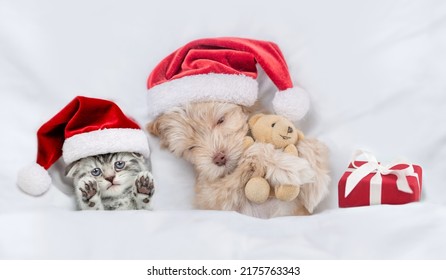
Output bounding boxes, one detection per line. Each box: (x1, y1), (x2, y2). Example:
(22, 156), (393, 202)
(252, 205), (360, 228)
(338, 152), (422, 208)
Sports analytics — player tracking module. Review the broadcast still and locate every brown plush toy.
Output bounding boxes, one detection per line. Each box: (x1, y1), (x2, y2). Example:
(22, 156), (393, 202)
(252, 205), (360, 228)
(243, 113), (305, 203)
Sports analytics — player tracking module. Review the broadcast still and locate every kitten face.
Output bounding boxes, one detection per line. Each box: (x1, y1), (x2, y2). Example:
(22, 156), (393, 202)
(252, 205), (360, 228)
(148, 102), (249, 180)
(66, 152), (147, 197)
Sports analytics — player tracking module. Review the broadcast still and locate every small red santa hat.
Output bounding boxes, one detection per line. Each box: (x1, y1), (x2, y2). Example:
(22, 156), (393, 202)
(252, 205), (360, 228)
(147, 37), (310, 121)
(17, 96), (150, 196)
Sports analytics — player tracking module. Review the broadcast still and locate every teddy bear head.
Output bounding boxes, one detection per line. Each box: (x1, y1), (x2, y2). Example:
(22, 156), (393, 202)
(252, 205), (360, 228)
(248, 113), (304, 149)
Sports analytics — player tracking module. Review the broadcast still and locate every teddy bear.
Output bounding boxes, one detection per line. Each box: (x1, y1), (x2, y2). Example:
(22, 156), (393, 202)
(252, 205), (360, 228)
(243, 113), (305, 204)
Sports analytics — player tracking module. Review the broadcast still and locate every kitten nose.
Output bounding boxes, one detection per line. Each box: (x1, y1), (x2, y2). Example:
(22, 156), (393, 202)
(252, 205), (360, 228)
(105, 175), (115, 183)
(212, 151), (227, 166)
(287, 126), (293, 134)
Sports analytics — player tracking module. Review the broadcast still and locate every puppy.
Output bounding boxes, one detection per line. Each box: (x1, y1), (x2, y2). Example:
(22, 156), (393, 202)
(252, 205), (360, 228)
(148, 101), (330, 218)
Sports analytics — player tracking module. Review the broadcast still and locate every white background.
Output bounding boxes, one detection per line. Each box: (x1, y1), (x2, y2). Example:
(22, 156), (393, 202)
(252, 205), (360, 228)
(1, 0), (445, 259)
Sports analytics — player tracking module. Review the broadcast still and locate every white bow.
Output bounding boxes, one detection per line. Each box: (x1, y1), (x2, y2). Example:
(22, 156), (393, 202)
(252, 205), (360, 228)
(345, 150), (418, 205)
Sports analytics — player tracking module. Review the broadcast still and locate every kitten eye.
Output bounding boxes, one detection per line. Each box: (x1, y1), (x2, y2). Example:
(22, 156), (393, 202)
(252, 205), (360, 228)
(114, 161), (126, 170)
(271, 123), (276, 128)
(91, 168), (102, 176)
(216, 116), (225, 125)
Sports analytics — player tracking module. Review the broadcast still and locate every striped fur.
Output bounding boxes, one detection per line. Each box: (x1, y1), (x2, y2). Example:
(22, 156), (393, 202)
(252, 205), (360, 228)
(66, 152), (154, 210)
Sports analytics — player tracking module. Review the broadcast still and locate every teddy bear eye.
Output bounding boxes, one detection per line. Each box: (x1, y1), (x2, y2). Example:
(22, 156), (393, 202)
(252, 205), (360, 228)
(271, 123), (276, 128)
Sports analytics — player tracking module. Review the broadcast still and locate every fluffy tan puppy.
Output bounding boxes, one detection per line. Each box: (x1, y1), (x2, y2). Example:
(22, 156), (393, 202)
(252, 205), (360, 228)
(147, 101), (330, 218)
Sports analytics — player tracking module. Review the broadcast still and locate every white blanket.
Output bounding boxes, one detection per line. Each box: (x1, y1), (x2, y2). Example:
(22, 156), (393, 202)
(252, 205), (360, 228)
(1, 0), (446, 259)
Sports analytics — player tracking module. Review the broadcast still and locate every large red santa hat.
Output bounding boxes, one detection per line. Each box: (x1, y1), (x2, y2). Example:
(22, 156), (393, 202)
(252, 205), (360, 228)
(17, 96), (150, 196)
(147, 37), (310, 121)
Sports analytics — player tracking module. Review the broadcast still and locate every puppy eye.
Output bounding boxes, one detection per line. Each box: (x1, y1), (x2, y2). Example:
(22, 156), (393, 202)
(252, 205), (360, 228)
(91, 168), (102, 176)
(114, 161), (126, 170)
(188, 146), (197, 151)
(217, 116), (225, 125)
(271, 123), (276, 128)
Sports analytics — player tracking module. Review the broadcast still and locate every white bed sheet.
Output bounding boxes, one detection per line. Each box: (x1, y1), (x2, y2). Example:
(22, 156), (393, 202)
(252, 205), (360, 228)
(1, 0), (446, 259)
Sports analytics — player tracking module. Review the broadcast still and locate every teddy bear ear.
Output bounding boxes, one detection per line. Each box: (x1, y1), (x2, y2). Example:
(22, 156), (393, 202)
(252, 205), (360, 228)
(297, 130), (305, 141)
(248, 113), (265, 128)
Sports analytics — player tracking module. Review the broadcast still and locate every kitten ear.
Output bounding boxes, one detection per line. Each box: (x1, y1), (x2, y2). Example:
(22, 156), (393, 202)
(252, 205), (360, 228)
(65, 161), (79, 178)
(132, 152), (143, 159)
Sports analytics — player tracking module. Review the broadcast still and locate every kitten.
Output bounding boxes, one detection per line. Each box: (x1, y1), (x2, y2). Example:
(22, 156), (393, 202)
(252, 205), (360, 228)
(65, 152), (154, 210)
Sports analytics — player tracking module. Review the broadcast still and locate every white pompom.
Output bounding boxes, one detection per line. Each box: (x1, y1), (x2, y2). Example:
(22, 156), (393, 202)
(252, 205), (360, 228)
(17, 163), (51, 196)
(272, 87), (310, 121)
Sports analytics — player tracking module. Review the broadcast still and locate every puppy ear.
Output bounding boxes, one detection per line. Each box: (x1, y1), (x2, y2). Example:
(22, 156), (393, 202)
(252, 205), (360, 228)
(248, 113), (264, 128)
(147, 117), (161, 136)
(297, 138), (330, 214)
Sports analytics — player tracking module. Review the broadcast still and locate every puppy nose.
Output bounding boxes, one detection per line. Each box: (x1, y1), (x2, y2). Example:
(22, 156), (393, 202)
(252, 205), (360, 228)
(213, 151), (227, 166)
(287, 126), (293, 134)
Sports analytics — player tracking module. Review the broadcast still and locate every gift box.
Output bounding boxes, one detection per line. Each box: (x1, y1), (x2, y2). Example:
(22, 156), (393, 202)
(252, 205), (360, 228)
(338, 151), (422, 208)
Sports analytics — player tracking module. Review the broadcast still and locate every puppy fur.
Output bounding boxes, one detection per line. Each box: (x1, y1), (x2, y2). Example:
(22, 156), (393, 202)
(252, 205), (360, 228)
(148, 101), (330, 218)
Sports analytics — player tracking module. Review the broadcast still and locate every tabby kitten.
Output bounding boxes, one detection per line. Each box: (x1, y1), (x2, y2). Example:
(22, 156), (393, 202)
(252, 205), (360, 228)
(66, 152), (154, 210)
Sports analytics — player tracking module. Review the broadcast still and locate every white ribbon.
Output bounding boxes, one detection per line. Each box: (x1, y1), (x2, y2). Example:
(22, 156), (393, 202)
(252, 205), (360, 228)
(345, 150), (419, 205)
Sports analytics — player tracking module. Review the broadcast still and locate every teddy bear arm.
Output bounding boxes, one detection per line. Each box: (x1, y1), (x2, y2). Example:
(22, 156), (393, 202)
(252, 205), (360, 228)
(275, 184), (300, 202)
(243, 136), (255, 149)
